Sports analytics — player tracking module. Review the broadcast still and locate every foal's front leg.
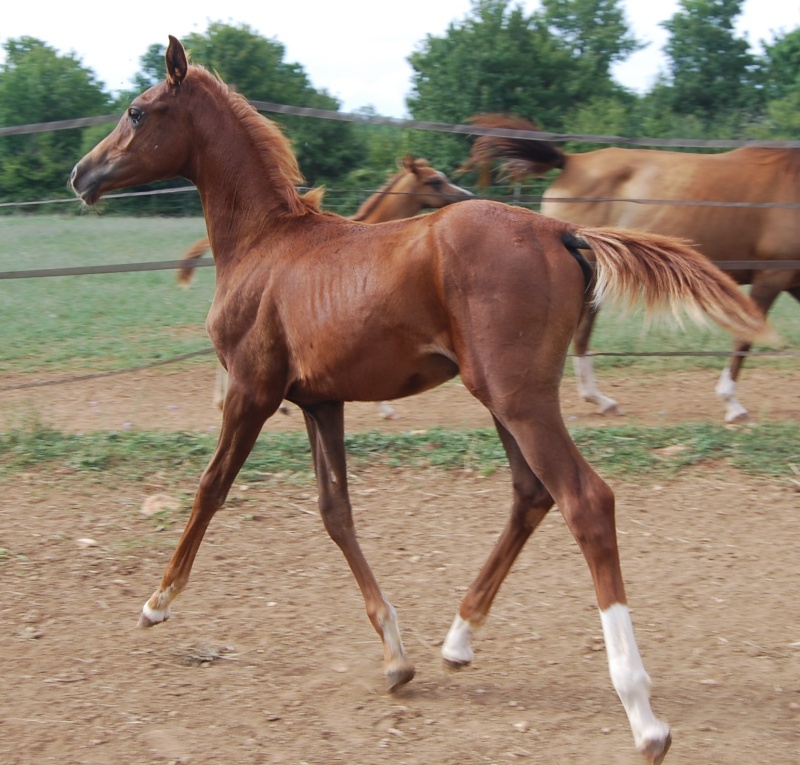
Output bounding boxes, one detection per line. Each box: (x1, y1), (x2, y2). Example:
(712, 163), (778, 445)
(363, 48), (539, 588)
(138, 387), (279, 627)
(302, 401), (415, 690)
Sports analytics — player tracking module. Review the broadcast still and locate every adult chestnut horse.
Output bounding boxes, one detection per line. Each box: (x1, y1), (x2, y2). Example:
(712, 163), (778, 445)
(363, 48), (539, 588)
(71, 38), (770, 765)
(466, 114), (799, 423)
(176, 155), (473, 417)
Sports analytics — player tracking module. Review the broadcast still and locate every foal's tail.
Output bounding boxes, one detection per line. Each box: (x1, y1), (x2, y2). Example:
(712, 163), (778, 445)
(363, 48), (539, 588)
(568, 227), (776, 343)
(176, 236), (211, 287)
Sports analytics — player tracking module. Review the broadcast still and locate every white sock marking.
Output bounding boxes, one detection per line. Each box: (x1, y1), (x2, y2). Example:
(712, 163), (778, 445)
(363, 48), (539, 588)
(600, 604), (670, 750)
(573, 356), (619, 413)
(715, 367), (748, 422)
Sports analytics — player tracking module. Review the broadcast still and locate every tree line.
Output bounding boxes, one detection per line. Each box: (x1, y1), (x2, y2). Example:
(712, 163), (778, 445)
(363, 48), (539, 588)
(1, 0), (798, 213)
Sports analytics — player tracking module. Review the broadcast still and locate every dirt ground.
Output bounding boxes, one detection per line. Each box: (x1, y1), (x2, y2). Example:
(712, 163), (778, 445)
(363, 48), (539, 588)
(1, 366), (799, 765)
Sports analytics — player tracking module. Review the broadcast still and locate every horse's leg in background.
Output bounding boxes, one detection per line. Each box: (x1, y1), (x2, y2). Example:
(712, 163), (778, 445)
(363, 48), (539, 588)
(138, 381), (282, 626)
(212, 365), (228, 410)
(572, 305), (621, 415)
(378, 401), (397, 419)
(715, 277), (784, 423)
(446, 394), (670, 763)
(442, 415), (554, 666)
(302, 400), (415, 689)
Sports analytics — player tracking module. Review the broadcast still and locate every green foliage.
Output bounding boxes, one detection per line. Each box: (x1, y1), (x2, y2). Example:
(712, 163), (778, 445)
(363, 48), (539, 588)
(406, 0), (642, 171)
(758, 27), (800, 101)
(0, 37), (112, 202)
(542, 0), (643, 71)
(1, 6), (800, 211)
(179, 22), (366, 185)
(660, 0), (760, 121)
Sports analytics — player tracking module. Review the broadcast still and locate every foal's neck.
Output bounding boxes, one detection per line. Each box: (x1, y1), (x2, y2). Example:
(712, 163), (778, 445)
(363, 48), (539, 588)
(189, 86), (308, 267)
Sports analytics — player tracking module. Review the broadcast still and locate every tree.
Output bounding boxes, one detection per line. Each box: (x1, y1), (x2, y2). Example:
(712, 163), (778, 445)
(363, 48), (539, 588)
(0, 37), (111, 202)
(758, 27), (800, 102)
(406, 0), (638, 171)
(542, 0), (642, 73)
(178, 22), (365, 185)
(660, 0), (759, 121)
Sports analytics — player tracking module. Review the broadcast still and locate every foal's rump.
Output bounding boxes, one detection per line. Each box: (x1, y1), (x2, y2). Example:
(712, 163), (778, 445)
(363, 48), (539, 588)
(433, 202), (770, 347)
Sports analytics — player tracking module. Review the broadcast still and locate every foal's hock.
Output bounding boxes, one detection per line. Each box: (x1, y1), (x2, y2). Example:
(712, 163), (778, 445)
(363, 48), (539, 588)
(70, 36), (769, 765)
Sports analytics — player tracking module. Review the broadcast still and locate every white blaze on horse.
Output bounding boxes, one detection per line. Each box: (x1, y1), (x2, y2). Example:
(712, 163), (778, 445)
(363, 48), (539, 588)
(176, 155), (473, 418)
(466, 114), (797, 423)
(71, 38), (772, 765)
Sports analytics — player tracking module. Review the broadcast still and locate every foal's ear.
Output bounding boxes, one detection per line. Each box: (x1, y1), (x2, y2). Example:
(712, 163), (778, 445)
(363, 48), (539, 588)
(165, 35), (189, 86)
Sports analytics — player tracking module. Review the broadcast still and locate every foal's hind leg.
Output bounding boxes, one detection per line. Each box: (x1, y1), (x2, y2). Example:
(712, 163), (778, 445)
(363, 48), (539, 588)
(493, 406), (670, 764)
(442, 415), (554, 667)
(302, 401), (415, 690)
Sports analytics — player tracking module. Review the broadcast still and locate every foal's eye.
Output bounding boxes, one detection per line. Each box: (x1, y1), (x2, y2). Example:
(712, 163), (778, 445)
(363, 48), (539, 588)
(428, 179), (443, 191)
(128, 106), (144, 126)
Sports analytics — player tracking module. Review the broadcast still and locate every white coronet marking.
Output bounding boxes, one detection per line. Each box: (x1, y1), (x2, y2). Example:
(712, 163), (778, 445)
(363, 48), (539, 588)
(600, 604), (670, 750)
(441, 614), (474, 665)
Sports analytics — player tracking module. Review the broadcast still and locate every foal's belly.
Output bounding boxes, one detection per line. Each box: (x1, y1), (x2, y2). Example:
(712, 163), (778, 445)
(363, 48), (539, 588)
(286, 351), (459, 405)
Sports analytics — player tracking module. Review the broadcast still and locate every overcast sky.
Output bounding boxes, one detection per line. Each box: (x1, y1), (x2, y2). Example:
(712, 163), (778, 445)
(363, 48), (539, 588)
(3, 0), (799, 117)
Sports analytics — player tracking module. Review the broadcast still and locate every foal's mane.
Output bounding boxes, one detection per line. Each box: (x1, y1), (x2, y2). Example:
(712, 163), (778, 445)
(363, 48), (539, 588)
(186, 65), (323, 216)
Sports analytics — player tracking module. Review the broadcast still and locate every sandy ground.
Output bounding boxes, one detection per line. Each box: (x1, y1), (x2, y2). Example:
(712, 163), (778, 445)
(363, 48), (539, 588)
(2, 364), (798, 434)
(1, 366), (798, 764)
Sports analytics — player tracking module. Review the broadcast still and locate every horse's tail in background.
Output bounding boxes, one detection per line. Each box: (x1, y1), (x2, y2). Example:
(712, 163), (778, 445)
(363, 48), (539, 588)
(566, 227), (777, 344)
(462, 114), (565, 184)
(176, 236), (211, 287)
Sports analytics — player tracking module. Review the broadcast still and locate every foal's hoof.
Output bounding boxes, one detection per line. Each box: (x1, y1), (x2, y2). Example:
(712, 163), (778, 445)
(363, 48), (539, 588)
(385, 666), (415, 692)
(640, 732), (672, 765)
(724, 410), (751, 425)
(137, 603), (170, 628)
(442, 656), (471, 671)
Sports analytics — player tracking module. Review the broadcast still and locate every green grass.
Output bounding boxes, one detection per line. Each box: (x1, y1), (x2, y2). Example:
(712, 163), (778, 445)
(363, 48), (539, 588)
(0, 215), (211, 372)
(0, 215), (796, 377)
(1, 423), (796, 482)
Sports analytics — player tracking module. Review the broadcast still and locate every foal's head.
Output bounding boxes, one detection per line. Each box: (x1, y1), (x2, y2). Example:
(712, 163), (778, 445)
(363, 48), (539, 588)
(72, 36), (316, 218)
(71, 36), (195, 204)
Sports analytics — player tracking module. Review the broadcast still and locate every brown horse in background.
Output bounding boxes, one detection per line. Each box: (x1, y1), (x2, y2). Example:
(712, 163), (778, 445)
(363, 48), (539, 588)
(176, 156), (473, 417)
(466, 114), (798, 422)
(71, 38), (771, 764)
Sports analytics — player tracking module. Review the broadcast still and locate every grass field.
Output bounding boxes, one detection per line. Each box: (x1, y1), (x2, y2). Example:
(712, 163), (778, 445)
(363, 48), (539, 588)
(1, 215), (796, 377)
